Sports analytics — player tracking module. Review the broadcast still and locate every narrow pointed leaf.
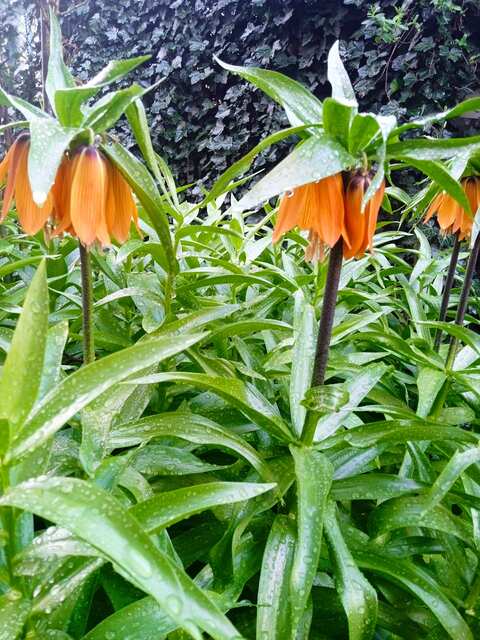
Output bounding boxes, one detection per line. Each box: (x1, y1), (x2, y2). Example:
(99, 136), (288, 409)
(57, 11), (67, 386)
(0, 260), (48, 428)
(257, 515), (296, 640)
(290, 293), (316, 437)
(109, 411), (271, 480)
(355, 552), (473, 640)
(237, 135), (356, 210)
(132, 482), (275, 533)
(327, 41), (357, 106)
(128, 371), (292, 441)
(325, 502), (377, 640)
(289, 445), (333, 630)
(215, 57), (323, 126)
(28, 117), (78, 205)
(0, 478), (242, 640)
(6, 332), (206, 463)
(45, 8), (75, 112)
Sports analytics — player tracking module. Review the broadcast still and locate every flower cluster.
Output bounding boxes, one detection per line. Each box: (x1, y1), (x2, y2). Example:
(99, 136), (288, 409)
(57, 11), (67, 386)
(273, 171), (385, 261)
(0, 134), (137, 246)
(424, 176), (480, 240)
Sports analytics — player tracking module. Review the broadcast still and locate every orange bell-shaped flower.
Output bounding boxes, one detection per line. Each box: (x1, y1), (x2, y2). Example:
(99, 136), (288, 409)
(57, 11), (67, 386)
(0, 133), (54, 234)
(343, 173), (385, 260)
(273, 173), (349, 261)
(424, 177), (479, 240)
(1, 137), (138, 247)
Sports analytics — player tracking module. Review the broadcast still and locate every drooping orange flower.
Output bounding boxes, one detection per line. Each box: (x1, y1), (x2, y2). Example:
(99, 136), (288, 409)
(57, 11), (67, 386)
(0, 137), (138, 246)
(273, 173), (349, 261)
(0, 133), (54, 234)
(273, 172), (385, 261)
(343, 173), (385, 260)
(424, 177), (479, 240)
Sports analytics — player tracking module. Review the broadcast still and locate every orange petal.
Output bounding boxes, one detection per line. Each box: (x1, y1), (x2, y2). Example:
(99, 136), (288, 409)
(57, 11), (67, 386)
(366, 180), (385, 252)
(70, 146), (108, 246)
(272, 186), (307, 242)
(317, 174), (345, 248)
(51, 156), (73, 236)
(343, 175), (366, 259)
(14, 143), (53, 234)
(105, 161), (137, 243)
(436, 194), (457, 232)
(1, 135), (29, 222)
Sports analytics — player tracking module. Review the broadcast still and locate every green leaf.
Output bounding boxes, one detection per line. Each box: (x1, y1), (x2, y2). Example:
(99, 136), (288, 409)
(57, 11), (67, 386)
(0, 87), (48, 120)
(87, 56), (151, 87)
(45, 8), (75, 112)
(82, 596), (177, 640)
(388, 135), (480, 161)
(0, 255), (47, 278)
(314, 363), (388, 441)
(348, 113), (381, 155)
(290, 292), (316, 437)
(302, 385), (350, 413)
(6, 332), (206, 463)
(237, 135), (356, 210)
(331, 474), (424, 502)
(28, 118), (78, 205)
(256, 515), (296, 640)
(38, 321), (69, 399)
(102, 142), (176, 274)
(369, 496), (473, 545)
(355, 552), (473, 640)
(0, 260), (48, 429)
(327, 41), (357, 107)
(422, 447), (480, 513)
(0, 593), (30, 639)
(416, 367), (447, 418)
(322, 98), (354, 147)
(205, 125), (314, 209)
(324, 502), (377, 640)
(394, 97), (480, 135)
(289, 445), (333, 630)
(109, 411), (271, 480)
(132, 482), (275, 533)
(396, 158), (472, 214)
(84, 84), (150, 133)
(125, 98), (177, 214)
(337, 420), (478, 449)
(0, 478), (242, 640)
(127, 372), (292, 442)
(215, 57), (323, 127)
(54, 86), (99, 127)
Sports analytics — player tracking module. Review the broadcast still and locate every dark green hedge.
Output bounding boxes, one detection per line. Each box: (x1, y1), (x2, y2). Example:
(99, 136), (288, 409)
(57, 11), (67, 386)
(2, 0), (480, 186)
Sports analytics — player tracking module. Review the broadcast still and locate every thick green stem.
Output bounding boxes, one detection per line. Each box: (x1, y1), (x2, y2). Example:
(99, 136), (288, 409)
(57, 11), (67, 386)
(302, 238), (343, 445)
(434, 232), (461, 351)
(79, 243), (95, 365)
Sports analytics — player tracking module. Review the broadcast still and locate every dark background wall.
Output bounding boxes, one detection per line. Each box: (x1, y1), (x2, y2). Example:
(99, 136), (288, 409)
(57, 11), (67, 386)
(1, 0), (480, 186)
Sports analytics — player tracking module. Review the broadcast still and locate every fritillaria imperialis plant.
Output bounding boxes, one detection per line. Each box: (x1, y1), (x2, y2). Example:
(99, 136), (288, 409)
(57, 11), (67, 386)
(5, 19), (480, 640)
(0, 10), (175, 364)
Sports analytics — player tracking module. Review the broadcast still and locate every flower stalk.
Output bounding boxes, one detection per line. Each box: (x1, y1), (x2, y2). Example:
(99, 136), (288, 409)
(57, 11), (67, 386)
(445, 231), (480, 370)
(311, 238), (343, 387)
(434, 231), (461, 351)
(79, 242), (95, 365)
(301, 238), (343, 446)
(430, 231), (480, 418)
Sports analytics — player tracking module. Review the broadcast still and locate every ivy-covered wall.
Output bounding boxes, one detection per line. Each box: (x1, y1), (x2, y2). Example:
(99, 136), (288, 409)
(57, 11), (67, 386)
(2, 0), (480, 185)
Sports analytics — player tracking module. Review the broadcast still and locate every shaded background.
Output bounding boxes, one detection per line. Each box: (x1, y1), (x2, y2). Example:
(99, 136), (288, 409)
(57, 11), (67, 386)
(1, 0), (480, 187)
